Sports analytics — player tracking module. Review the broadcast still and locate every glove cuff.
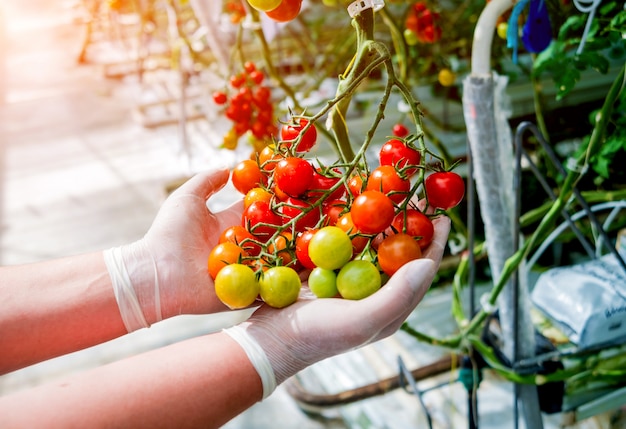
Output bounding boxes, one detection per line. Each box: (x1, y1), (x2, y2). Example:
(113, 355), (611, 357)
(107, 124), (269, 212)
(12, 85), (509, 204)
(104, 242), (161, 332)
(223, 325), (277, 400)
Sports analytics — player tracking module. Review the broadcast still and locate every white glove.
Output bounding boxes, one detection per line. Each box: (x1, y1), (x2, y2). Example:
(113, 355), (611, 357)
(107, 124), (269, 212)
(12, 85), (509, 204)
(104, 168), (243, 332)
(225, 215), (451, 399)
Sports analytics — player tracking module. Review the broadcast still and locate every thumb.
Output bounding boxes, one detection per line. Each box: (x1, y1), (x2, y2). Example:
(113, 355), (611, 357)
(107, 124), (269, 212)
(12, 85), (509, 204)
(173, 168), (230, 200)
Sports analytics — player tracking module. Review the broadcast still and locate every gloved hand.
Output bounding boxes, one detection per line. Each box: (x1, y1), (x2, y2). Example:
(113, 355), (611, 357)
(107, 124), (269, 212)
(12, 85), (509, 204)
(225, 215), (451, 398)
(104, 168), (243, 332)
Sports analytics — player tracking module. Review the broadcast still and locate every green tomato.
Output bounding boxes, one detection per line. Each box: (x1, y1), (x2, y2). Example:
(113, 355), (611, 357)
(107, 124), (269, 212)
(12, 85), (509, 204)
(404, 29), (418, 46)
(308, 226), (353, 271)
(337, 260), (381, 300)
(259, 266), (301, 308)
(214, 263), (260, 309)
(308, 267), (338, 298)
(247, 0), (282, 12)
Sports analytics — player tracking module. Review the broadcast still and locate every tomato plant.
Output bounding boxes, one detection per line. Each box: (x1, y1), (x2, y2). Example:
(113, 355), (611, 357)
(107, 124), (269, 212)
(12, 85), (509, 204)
(425, 171), (465, 209)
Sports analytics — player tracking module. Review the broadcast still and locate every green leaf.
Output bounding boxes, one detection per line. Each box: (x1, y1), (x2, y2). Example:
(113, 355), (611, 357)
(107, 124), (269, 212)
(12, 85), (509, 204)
(555, 66), (581, 99)
(558, 15), (586, 40)
(576, 52), (610, 74)
(610, 10), (626, 31)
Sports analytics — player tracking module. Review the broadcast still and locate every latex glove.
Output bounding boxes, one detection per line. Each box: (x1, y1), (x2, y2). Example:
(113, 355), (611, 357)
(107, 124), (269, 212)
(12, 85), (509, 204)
(226, 215), (451, 398)
(104, 168), (243, 332)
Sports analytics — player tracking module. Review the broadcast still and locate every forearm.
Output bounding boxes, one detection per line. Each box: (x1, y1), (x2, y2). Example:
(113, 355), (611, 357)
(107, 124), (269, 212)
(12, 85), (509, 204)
(0, 332), (262, 429)
(0, 251), (126, 374)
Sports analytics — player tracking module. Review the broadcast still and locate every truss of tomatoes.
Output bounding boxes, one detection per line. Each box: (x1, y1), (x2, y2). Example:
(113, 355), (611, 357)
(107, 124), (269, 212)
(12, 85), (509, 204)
(208, 118), (465, 309)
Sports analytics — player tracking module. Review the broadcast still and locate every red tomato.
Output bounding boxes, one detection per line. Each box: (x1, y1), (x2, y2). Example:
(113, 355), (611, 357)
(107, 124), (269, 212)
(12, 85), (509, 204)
(266, 0), (302, 22)
(425, 171), (465, 209)
(307, 168), (345, 202)
(295, 229), (318, 269)
(350, 191), (395, 235)
(391, 209), (434, 249)
(280, 118), (317, 152)
(280, 197), (321, 232)
(273, 157), (314, 197)
(242, 200), (282, 238)
(379, 139), (421, 177)
(377, 233), (422, 276)
(365, 165), (411, 204)
(322, 199), (347, 226)
(392, 123), (409, 138)
(347, 172), (366, 197)
(258, 144), (282, 172)
(231, 159), (267, 195)
(212, 91), (228, 105)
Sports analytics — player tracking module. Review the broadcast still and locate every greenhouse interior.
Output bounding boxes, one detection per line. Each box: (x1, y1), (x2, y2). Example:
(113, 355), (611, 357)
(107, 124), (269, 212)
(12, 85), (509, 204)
(1, 0), (625, 428)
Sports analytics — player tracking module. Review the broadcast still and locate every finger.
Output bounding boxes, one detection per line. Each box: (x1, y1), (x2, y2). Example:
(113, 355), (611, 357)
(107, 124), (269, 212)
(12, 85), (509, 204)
(173, 168), (230, 200)
(422, 215), (450, 263)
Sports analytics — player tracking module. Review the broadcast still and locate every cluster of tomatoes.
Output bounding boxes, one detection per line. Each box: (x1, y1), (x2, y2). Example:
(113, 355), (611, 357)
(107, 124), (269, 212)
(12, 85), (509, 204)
(212, 62), (277, 151)
(208, 116), (465, 310)
(404, 1), (442, 45)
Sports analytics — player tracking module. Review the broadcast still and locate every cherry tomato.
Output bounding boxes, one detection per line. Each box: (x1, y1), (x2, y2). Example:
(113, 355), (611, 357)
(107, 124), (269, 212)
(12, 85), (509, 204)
(392, 123), (409, 138)
(307, 168), (345, 202)
(219, 225), (261, 256)
(280, 117), (317, 152)
(214, 263), (260, 309)
(391, 209), (434, 249)
(242, 200), (282, 238)
(308, 267), (338, 298)
(280, 197), (321, 232)
(258, 266), (301, 308)
(336, 260), (381, 300)
(266, 0), (302, 22)
(308, 226), (353, 270)
(347, 172), (366, 197)
(258, 144), (282, 172)
(273, 157), (314, 197)
(295, 229), (318, 270)
(377, 233), (422, 276)
(438, 68), (456, 87)
(267, 232), (294, 266)
(322, 199), (347, 226)
(208, 242), (248, 279)
(244, 187), (272, 210)
(212, 91), (228, 105)
(366, 165), (411, 204)
(425, 171), (465, 209)
(350, 190), (395, 234)
(247, 0), (282, 12)
(231, 159), (266, 195)
(379, 139), (421, 177)
(336, 212), (369, 253)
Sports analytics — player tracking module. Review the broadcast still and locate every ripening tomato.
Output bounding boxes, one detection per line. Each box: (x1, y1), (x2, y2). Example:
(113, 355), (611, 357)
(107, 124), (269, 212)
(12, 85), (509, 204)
(336, 212), (369, 253)
(219, 225), (261, 256)
(391, 209), (434, 249)
(425, 171), (465, 209)
(231, 159), (266, 195)
(377, 233), (422, 276)
(258, 144), (282, 172)
(379, 139), (421, 177)
(280, 117), (317, 152)
(366, 165), (411, 204)
(208, 242), (248, 279)
(266, 0), (302, 21)
(242, 200), (282, 238)
(308, 226), (353, 270)
(267, 232), (294, 266)
(247, 0), (282, 12)
(350, 191), (395, 234)
(273, 157), (314, 197)
(347, 172), (366, 197)
(244, 187), (272, 210)
(322, 198), (347, 226)
(212, 91), (228, 105)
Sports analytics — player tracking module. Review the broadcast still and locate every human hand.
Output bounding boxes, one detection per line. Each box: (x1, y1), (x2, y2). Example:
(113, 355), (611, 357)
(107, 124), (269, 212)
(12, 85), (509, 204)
(104, 168), (243, 332)
(225, 215), (451, 397)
